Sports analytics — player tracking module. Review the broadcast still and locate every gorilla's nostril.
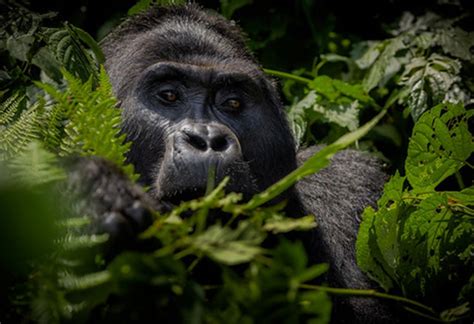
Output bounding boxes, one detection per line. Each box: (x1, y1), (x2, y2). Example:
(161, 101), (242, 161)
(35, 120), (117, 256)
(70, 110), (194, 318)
(211, 136), (229, 152)
(185, 132), (208, 151)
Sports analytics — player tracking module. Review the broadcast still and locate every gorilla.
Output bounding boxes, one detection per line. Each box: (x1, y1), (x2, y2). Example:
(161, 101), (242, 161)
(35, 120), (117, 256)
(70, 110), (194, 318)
(70, 4), (393, 323)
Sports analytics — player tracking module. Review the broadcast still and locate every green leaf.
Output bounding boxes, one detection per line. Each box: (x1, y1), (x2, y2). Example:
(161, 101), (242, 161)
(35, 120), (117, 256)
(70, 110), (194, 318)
(8, 141), (66, 186)
(6, 34), (35, 62)
(70, 25), (105, 64)
(356, 173), (406, 291)
(191, 222), (265, 265)
(353, 41), (383, 69)
(39, 67), (138, 181)
(437, 27), (474, 62)
(397, 191), (473, 301)
(362, 37), (405, 92)
(295, 264), (328, 284)
(286, 98), (308, 149)
(58, 271), (111, 290)
(45, 24), (100, 83)
(0, 92), (23, 125)
(405, 102), (473, 190)
(31, 47), (62, 81)
(220, 0), (253, 19)
(440, 302), (471, 322)
(398, 54), (462, 120)
(300, 290), (331, 324)
(290, 90), (359, 133)
(128, 0), (153, 15)
(311, 75), (373, 105)
(0, 97), (42, 161)
(263, 215), (317, 234)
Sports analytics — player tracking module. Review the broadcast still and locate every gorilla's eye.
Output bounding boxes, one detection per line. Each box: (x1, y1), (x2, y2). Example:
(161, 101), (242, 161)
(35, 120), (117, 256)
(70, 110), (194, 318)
(224, 98), (241, 110)
(159, 90), (178, 102)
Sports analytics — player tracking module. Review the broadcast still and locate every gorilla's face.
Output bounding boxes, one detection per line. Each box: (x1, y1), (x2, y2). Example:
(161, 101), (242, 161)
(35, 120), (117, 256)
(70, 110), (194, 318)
(102, 6), (297, 204)
(121, 60), (296, 203)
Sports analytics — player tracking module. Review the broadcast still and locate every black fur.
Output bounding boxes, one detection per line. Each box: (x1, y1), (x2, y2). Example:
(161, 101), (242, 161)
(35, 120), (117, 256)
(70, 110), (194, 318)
(72, 4), (397, 322)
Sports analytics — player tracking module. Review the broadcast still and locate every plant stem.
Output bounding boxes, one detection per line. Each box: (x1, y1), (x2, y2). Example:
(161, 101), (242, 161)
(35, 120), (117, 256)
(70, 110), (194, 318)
(264, 68), (312, 84)
(454, 171), (465, 190)
(299, 284), (436, 315)
(403, 307), (445, 322)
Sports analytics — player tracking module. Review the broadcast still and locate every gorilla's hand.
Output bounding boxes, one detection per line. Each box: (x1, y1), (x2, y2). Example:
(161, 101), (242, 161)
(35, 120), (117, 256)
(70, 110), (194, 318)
(66, 157), (164, 257)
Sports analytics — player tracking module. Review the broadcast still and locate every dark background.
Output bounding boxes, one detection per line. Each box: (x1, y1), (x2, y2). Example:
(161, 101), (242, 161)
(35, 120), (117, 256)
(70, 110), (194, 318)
(29, 0), (473, 71)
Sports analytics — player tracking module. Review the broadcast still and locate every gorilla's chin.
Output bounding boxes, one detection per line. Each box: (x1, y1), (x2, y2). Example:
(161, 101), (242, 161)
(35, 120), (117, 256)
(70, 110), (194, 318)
(152, 159), (258, 205)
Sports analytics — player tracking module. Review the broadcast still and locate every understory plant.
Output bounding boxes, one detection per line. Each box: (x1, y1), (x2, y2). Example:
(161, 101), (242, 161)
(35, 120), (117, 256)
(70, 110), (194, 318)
(0, 1), (472, 323)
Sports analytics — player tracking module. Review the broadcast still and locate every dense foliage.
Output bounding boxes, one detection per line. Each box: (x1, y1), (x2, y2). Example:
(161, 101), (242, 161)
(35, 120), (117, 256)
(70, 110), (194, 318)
(0, 0), (472, 323)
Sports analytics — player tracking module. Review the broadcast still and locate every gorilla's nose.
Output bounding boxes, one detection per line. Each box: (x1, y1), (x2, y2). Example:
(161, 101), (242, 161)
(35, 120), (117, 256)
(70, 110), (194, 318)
(177, 123), (241, 159)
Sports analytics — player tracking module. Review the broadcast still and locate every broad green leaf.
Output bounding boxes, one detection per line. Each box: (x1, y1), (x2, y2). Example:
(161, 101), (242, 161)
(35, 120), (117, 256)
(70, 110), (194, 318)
(362, 37), (405, 92)
(376, 171), (406, 208)
(353, 41), (383, 69)
(303, 90), (360, 131)
(356, 173), (406, 291)
(286, 93), (310, 148)
(31, 47), (62, 81)
(311, 76), (339, 101)
(399, 54), (462, 120)
(311, 75), (373, 105)
(412, 31), (436, 50)
(6, 34), (34, 62)
(437, 27), (474, 62)
(400, 193), (450, 267)
(405, 103), (473, 190)
(398, 191), (473, 301)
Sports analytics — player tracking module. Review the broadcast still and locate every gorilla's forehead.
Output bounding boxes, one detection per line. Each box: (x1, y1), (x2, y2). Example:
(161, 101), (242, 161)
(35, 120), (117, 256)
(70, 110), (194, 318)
(142, 58), (265, 82)
(135, 26), (257, 72)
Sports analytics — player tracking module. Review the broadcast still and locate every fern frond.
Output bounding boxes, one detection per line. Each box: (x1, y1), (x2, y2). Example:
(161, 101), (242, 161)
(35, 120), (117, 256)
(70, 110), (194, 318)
(8, 141), (66, 186)
(57, 67), (138, 180)
(60, 233), (109, 250)
(57, 217), (91, 229)
(40, 101), (69, 151)
(0, 93), (24, 125)
(35, 81), (74, 152)
(58, 271), (111, 290)
(0, 100), (43, 161)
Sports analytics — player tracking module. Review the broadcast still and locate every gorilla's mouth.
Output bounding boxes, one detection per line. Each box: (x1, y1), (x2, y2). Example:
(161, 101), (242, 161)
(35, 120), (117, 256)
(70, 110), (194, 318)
(153, 158), (258, 206)
(160, 186), (207, 206)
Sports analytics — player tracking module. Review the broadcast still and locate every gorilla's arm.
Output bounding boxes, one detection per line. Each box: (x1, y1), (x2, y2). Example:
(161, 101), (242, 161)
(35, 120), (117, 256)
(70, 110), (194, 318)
(296, 146), (395, 323)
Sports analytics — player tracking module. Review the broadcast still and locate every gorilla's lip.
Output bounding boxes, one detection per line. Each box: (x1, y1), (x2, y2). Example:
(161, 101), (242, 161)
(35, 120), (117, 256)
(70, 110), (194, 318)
(159, 186), (207, 206)
(154, 158), (258, 206)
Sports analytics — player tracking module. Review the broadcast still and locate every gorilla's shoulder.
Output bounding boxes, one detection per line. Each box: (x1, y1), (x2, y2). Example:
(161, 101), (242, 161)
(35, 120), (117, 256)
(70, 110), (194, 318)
(296, 146), (388, 222)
